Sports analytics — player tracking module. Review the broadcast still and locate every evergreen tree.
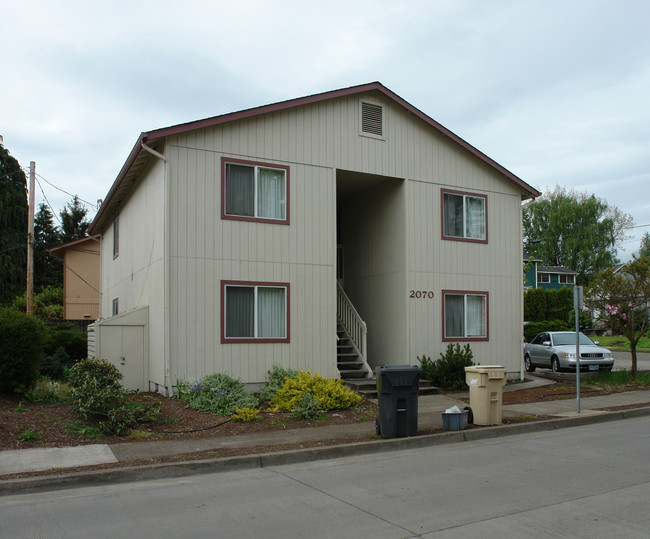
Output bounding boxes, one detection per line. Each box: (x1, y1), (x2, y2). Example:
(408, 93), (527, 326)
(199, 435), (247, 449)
(59, 195), (90, 244)
(34, 203), (62, 289)
(0, 143), (28, 305)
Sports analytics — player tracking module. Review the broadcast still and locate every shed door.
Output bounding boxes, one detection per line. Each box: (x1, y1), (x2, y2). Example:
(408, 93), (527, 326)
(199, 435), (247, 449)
(101, 325), (145, 391)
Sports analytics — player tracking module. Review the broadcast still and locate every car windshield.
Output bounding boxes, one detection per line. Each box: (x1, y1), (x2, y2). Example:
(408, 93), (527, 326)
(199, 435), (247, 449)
(552, 333), (595, 346)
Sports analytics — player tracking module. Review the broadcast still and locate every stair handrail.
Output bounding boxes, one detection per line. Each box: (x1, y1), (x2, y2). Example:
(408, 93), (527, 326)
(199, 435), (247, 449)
(336, 281), (372, 377)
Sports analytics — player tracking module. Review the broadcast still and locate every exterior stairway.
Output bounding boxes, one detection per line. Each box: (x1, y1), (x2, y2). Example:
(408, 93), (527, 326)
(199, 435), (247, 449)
(343, 376), (439, 399)
(337, 322), (372, 380)
(336, 282), (373, 380)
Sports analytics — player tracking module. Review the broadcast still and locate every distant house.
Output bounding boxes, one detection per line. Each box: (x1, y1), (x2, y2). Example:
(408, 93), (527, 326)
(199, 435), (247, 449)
(49, 235), (100, 320)
(88, 82), (540, 394)
(524, 252), (577, 290)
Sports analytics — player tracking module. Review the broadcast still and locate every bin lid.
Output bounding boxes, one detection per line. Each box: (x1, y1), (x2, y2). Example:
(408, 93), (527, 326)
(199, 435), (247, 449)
(465, 365), (506, 379)
(375, 365), (421, 387)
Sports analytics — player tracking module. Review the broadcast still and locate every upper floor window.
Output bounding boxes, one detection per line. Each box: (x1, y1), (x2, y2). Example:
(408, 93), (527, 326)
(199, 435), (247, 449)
(113, 216), (119, 259)
(443, 290), (488, 341)
(441, 189), (487, 243)
(112, 298), (119, 316)
(559, 274), (575, 284)
(221, 281), (290, 343)
(538, 273), (550, 283)
(222, 158), (289, 224)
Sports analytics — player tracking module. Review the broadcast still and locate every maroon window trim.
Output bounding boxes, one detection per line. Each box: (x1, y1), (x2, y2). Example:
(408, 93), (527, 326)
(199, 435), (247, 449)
(441, 289), (489, 342)
(221, 157), (290, 225)
(440, 188), (488, 244)
(221, 280), (290, 343)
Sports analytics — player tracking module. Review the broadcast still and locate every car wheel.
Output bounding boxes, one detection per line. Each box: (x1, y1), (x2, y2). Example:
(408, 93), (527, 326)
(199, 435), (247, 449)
(551, 356), (561, 373)
(524, 354), (536, 373)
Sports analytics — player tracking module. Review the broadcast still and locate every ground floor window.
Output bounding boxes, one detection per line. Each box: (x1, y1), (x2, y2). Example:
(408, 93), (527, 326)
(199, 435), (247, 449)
(443, 290), (488, 341)
(538, 273), (550, 283)
(221, 281), (289, 343)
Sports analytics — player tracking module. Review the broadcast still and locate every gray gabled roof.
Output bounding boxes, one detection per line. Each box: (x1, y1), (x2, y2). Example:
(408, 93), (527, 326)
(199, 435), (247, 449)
(537, 265), (578, 275)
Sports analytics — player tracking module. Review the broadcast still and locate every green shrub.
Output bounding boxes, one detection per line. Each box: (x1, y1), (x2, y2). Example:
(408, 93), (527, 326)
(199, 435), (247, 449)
(177, 373), (258, 415)
(291, 392), (323, 419)
(0, 307), (45, 392)
(418, 343), (475, 391)
(259, 364), (300, 402)
(43, 323), (87, 362)
(39, 346), (68, 379)
(524, 319), (570, 342)
(68, 358), (134, 435)
(11, 287), (64, 320)
(270, 371), (362, 412)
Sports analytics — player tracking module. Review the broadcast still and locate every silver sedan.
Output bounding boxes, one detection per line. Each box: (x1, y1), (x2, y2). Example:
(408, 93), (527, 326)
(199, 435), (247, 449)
(524, 331), (614, 373)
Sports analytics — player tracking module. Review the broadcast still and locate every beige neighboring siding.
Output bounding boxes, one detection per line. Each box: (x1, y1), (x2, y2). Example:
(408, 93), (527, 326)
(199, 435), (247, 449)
(99, 158), (165, 388)
(62, 239), (100, 320)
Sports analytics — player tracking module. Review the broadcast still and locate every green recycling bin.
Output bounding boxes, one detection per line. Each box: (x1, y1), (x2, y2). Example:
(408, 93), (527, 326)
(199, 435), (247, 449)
(375, 365), (421, 438)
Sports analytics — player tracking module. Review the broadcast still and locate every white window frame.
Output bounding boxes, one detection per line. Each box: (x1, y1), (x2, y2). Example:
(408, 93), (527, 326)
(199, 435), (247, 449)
(538, 273), (550, 283)
(559, 274), (575, 284)
(222, 158), (289, 224)
(221, 281), (290, 343)
(441, 189), (487, 242)
(442, 291), (488, 341)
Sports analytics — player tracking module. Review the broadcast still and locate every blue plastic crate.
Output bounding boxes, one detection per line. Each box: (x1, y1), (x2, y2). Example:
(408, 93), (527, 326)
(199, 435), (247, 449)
(442, 410), (469, 431)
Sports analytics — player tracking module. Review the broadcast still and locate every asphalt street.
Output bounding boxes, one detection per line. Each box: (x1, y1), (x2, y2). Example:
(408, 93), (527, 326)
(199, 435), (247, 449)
(612, 351), (650, 371)
(2, 415), (649, 538)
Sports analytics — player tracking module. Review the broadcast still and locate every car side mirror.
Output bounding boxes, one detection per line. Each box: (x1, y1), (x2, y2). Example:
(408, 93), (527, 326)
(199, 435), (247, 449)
(542, 341), (551, 347)
(594, 341), (599, 345)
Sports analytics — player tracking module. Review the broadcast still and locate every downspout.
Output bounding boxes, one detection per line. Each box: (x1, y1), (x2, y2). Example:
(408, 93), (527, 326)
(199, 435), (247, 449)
(141, 141), (172, 395)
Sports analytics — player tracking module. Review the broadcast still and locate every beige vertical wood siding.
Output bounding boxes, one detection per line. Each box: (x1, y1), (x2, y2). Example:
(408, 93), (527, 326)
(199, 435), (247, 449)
(99, 158), (166, 388)
(106, 91), (528, 388)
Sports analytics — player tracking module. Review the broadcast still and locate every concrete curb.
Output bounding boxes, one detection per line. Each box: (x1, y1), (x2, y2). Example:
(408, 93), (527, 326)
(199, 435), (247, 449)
(3, 405), (650, 497)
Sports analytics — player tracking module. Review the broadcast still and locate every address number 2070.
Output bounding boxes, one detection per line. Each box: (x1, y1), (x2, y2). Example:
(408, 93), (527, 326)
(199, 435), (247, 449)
(409, 290), (434, 299)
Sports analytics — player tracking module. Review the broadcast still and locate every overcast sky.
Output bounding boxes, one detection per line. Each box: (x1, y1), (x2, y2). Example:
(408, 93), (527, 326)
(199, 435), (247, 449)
(2, 0), (649, 259)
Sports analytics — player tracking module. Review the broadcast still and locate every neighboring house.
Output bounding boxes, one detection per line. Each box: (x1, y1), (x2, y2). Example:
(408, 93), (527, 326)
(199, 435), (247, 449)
(87, 82), (540, 394)
(524, 253), (577, 290)
(49, 235), (100, 320)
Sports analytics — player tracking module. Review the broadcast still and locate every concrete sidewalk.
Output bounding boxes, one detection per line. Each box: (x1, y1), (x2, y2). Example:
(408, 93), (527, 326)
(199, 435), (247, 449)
(2, 375), (650, 494)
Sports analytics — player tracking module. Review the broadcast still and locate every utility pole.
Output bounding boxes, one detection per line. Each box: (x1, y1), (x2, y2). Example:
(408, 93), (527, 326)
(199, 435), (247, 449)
(26, 161), (35, 316)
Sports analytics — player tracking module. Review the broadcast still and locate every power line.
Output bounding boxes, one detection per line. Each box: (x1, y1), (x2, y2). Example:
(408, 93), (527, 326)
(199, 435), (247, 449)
(34, 171), (97, 209)
(35, 177), (62, 226)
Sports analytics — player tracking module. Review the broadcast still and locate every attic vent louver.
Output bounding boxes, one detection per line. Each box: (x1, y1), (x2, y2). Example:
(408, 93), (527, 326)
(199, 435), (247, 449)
(361, 102), (383, 136)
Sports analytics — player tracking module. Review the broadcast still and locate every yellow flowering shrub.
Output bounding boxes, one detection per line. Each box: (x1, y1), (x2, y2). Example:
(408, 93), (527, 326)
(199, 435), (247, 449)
(270, 371), (362, 412)
(231, 407), (261, 422)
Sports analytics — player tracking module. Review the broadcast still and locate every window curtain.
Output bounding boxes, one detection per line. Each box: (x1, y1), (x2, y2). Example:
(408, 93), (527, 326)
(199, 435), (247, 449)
(465, 196), (485, 239)
(445, 295), (464, 337)
(443, 194), (464, 237)
(257, 168), (285, 220)
(466, 295), (486, 336)
(257, 287), (285, 338)
(225, 164), (254, 216)
(225, 286), (254, 337)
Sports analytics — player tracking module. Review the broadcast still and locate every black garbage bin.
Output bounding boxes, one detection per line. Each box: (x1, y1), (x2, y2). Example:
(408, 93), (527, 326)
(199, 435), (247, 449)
(375, 365), (421, 439)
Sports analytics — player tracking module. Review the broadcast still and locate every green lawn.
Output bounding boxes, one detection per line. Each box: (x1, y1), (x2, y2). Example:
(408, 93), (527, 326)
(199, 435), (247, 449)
(594, 335), (650, 353)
